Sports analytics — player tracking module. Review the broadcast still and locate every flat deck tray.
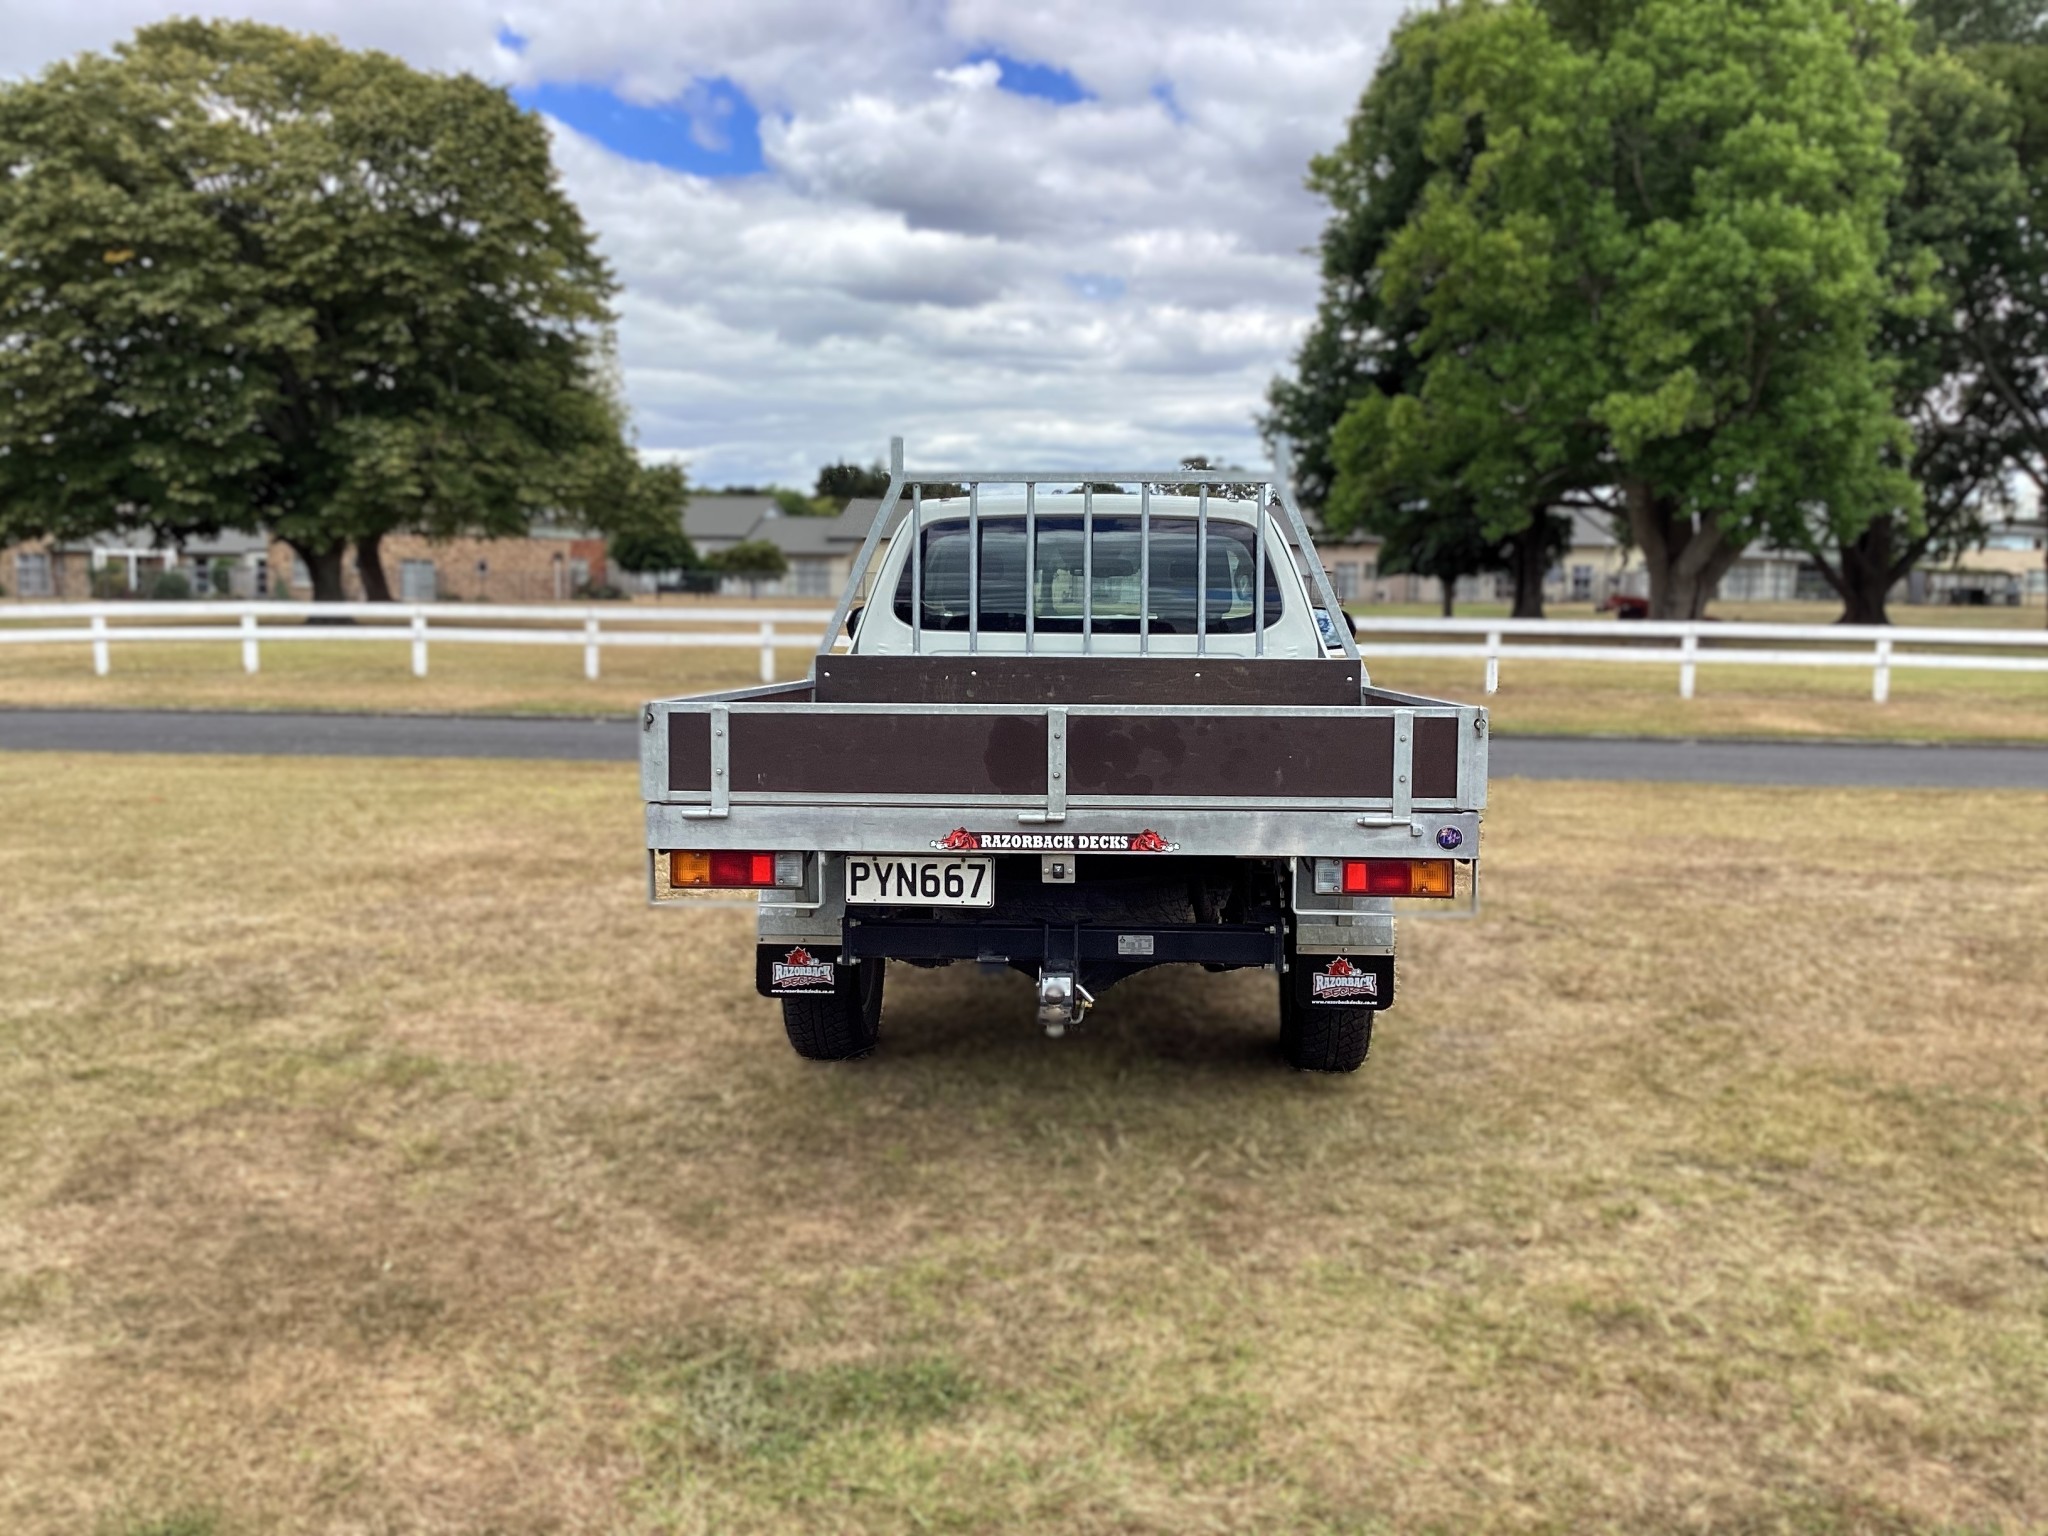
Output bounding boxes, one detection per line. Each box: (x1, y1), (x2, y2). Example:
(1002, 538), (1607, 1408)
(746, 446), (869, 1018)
(812, 654), (1363, 707)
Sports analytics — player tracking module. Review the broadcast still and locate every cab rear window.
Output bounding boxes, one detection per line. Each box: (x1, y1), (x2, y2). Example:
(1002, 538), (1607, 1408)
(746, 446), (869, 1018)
(892, 515), (1283, 634)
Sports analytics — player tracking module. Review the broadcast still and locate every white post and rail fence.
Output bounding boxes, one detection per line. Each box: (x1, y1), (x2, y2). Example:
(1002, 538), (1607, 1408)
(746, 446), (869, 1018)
(1348, 616), (2048, 703)
(0, 602), (833, 684)
(1, 603), (2045, 700)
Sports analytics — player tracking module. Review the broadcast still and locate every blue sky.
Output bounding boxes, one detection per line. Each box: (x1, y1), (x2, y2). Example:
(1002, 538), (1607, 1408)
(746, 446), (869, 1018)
(5, 1), (1406, 485)
(502, 35), (1092, 181)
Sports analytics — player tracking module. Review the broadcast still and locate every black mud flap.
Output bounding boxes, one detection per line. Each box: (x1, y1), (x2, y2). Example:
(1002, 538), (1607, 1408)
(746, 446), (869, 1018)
(756, 942), (845, 998)
(1292, 953), (1394, 1010)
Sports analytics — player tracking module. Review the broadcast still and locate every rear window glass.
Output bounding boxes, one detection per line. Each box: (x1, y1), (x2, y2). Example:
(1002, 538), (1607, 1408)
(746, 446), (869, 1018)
(891, 515), (1283, 634)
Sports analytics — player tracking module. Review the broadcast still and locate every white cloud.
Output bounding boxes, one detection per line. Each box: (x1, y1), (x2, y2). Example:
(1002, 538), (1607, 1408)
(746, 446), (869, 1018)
(0, 0), (1414, 487)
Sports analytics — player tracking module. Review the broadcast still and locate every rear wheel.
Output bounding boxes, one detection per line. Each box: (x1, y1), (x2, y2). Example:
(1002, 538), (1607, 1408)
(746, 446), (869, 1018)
(781, 959), (885, 1061)
(1278, 971), (1373, 1073)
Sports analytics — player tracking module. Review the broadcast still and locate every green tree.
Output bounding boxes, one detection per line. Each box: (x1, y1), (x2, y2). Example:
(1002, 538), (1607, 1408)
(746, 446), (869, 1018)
(1802, 47), (2032, 622)
(1913, 0), (2046, 45)
(1939, 35), (2048, 623)
(1321, 0), (1917, 621)
(772, 487), (835, 518)
(605, 463), (698, 575)
(0, 21), (623, 601)
(709, 539), (788, 595)
(814, 462), (892, 507)
(1267, 9), (1574, 617)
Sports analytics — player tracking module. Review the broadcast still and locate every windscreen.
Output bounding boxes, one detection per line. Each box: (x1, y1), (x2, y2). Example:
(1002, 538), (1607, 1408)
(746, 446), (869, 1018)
(891, 515), (1283, 634)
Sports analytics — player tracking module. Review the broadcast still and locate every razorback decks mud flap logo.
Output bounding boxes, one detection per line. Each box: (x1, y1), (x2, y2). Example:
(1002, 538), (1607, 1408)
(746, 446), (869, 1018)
(1296, 954), (1392, 1009)
(933, 828), (1178, 853)
(759, 944), (840, 996)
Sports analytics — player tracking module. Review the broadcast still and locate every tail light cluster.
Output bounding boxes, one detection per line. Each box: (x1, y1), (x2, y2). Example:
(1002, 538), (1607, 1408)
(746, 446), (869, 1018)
(670, 850), (806, 889)
(1313, 857), (1455, 898)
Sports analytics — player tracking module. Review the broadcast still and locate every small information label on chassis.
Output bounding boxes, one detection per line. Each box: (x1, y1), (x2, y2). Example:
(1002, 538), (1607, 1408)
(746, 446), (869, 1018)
(847, 856), (995, 908)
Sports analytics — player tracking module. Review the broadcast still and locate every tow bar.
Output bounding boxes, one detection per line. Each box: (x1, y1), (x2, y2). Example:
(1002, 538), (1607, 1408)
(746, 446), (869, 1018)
(1035, 968), (1093, 1038)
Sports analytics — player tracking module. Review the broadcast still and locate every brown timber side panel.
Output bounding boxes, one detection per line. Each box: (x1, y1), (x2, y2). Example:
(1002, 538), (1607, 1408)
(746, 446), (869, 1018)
(814, 654), (1362, 706)
(727, 713), (1048, 797)
(668, 712), (711, 792)
(1068, 714), (1394, 799)
(1413, 715), (1460, 800)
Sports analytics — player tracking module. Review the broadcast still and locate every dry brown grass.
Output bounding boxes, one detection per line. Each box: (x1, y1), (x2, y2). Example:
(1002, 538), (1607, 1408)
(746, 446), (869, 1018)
(0, 756), (2043, 1535)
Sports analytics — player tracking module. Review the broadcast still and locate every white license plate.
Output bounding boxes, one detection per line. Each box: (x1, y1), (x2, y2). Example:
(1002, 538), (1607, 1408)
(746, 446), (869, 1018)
(846, 855), (994, 908)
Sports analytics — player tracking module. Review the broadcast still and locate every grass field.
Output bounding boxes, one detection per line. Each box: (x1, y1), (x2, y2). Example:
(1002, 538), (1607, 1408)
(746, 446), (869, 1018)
(1, 754), (2042, 1534)
(1, 627), (2046, 742)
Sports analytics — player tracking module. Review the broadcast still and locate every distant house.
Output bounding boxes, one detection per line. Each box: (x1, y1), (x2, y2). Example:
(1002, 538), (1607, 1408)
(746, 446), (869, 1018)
(1911, 520), (2046, 607)
(676, 495), (885, 600)
(3, 530), (280, 600)
(2, 525), (611, 603)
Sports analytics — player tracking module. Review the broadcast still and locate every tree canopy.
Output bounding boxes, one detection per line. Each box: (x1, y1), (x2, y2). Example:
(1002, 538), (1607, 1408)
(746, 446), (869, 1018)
(1801, 42), (2037, 620)
(1274, 0), (2013, 622)
(604, 463), (697, 575)
(0, 20), (636, 599)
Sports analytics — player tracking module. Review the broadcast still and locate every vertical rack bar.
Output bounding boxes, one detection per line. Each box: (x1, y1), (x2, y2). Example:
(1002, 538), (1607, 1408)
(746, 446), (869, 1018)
(817, 436), (903, 671)
(1139, 483), (1151, 655)
(1024, 481), (1037, 653)
(1196, 484), (1209, 656)
(910, 483), (923, 654)
(1254, 481), (1266, 657)
(1082, 484), (1094, 653)
(968, 483), (980, 654)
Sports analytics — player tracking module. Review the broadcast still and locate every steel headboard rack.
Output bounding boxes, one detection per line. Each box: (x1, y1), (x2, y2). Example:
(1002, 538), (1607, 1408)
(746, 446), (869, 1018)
(812, 436), (1361, 671)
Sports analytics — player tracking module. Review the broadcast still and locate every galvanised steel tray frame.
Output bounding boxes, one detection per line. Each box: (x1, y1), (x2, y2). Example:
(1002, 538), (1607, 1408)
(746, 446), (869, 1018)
(641, 694), (1487, 861)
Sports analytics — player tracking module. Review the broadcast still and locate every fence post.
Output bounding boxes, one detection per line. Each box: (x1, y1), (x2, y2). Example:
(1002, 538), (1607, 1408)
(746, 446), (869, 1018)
(759, 621), (775, 683)
(1679, 629), (1698, 700)
(1484, 629), (1501, 694)
(411, 612), (428, 678)
(91, 613), (110, 676)
(1873, 634), (1892, 704)
(584, 615), (601, 680)
(241, 613), (260, 674)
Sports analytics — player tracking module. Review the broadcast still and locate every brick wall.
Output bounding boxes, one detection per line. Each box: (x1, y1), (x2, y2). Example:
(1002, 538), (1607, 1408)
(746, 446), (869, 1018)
(268, 534), (613, 603)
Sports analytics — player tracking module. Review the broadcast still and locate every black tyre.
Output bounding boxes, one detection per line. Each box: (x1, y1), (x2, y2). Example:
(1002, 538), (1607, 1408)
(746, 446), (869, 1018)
(781, 959), (885, 1061)
(1278, 972), (1373, 1073)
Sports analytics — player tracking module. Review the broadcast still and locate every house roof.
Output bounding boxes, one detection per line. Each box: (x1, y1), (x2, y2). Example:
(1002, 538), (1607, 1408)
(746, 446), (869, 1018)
(735, 499), (889, 559)
(768, 517), (849, 557)
(682, 495), (777, 544)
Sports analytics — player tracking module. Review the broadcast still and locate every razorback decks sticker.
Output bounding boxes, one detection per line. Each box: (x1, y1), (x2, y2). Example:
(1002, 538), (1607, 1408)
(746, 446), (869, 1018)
(1310, 956), (1379, 1005)
(932, 828), (1178, 853)
(768, 946), (836, 993)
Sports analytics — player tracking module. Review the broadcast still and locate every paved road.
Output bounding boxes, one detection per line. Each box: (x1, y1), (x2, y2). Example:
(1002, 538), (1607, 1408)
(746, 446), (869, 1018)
(2, 708), (2045, 788)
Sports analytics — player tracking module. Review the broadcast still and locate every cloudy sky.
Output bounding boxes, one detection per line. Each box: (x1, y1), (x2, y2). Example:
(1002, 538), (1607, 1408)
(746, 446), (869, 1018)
(1, 0), (1411, 488)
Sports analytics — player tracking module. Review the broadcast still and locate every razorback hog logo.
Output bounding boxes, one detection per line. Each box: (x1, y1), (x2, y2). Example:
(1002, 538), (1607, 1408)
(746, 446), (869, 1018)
(939, 828), (982, 851)
(770, 946), (836, 991)
(1310, 955), (1379, 1005)
(1126, 829), (1172, 853)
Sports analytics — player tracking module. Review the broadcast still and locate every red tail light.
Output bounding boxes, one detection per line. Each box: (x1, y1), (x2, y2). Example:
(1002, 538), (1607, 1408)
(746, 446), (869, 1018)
(669, 851), (805, 889)
(1324, 858), (1456, 898)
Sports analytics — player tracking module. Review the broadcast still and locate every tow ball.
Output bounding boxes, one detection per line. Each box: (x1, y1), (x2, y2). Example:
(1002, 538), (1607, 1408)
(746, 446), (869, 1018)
(1035, 968), (1094, 1038)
